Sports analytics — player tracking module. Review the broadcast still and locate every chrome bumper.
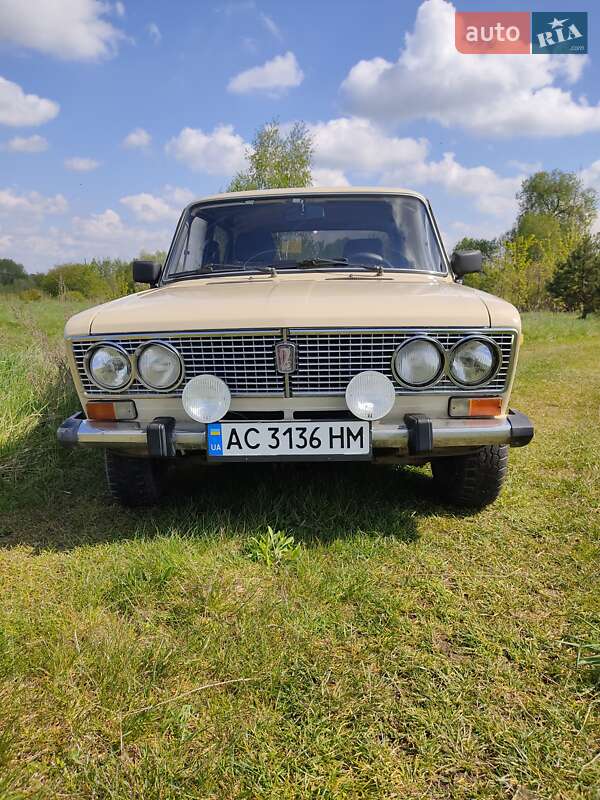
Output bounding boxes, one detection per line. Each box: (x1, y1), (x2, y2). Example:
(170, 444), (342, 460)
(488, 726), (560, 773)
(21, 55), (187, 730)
(57, 410), (533, 456)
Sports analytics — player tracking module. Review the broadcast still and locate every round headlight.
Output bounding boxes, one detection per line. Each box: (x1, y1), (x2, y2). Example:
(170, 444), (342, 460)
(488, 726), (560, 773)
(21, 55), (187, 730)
(449, 338), (498, 386)
(345, 370), (395, 421)
(136, 342), (183, 390)
(86, 344), (131, 390)
(393, 337), (444, 387)
(182, 374), (231, 423)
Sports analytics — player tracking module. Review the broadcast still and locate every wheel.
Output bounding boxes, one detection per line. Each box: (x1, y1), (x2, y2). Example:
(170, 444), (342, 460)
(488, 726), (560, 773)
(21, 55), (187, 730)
(104, 450), (165, 507)
(430, 445), (509, 509)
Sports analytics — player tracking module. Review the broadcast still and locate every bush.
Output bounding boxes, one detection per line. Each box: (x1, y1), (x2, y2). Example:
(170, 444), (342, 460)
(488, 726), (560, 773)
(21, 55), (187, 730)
(39, 263), (109, 299)
(18, 288), (45, 302)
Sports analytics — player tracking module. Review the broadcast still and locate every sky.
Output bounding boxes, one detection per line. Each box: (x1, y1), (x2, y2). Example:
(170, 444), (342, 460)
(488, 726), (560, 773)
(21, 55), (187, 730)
(0, 0), (599, 272)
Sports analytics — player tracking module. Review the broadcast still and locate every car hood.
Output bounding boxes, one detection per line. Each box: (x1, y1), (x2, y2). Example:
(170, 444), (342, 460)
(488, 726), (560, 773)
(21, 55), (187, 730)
(65, 273), (520, 336)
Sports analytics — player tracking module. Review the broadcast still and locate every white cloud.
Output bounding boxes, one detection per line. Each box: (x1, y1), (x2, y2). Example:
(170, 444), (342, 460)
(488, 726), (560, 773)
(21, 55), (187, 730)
(122, 127), (151, 149)
(261, 13), (282, 39)
(310, 117), (427, 174)
(147, 22), (161, 44)
(228, 51), (303, 94)
(341, 0), (600, 138)
(121, 186), (194, 222)
(0, 0), (126, 61)
(0, 76), (59, 127)
(310, 116), (521, 221)
(164, 185), (195, 206)
(4, 134), (48, 153)
(166, 125), (247, 175)
(581, 160), (600, 193)
(114, 1), (125, 17)
(311, 168), (351, 187)
(0, 188), (67, 215)
(64, 156), (100, 172)
(120, 193), (175, 222)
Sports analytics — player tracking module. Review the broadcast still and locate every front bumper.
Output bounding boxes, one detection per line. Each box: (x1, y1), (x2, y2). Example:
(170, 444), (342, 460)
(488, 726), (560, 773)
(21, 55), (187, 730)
(57, 410), (533, 457)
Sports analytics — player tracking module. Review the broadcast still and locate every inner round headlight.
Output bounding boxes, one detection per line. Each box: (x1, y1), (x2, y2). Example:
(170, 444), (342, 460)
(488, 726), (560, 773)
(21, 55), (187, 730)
(449, 338), (498, 386)
(182, 374), (231, 423)
(137, 342), (183, 390)
(393, 337), (444, 387)
(345, 370), (395, 421)
(87, 344), (131, 390)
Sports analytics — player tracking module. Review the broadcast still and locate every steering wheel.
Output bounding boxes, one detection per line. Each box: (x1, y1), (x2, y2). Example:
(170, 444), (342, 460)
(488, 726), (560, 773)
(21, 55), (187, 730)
(347, 251), (393, 267)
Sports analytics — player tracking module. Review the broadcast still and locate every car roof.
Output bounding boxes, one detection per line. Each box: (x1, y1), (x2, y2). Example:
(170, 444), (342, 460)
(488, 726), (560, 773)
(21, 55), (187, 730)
(184, 186), (429, 209)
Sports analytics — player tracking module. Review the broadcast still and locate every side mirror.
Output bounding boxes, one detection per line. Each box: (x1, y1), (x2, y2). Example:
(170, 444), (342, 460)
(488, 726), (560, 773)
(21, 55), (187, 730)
(451, 250), (482, 278)
(132, 259), (161, 286)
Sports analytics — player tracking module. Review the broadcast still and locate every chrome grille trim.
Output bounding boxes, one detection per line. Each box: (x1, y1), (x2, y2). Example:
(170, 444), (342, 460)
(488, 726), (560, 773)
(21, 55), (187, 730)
(287, 328), (516, 396)
(69, 327), (517, 399)
(71, 330), (283, 397)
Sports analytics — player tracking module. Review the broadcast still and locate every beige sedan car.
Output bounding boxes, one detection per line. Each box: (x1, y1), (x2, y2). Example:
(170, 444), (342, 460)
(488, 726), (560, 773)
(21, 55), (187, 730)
(58, 188), (533, 507)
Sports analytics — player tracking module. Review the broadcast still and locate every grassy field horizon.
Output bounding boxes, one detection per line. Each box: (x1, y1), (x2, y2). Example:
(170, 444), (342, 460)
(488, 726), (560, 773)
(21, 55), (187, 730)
(0, 297), (599, 799)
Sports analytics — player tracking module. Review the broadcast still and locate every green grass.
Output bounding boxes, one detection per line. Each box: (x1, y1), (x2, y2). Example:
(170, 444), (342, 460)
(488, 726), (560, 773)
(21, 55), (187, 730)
(0, 297), (599, 799)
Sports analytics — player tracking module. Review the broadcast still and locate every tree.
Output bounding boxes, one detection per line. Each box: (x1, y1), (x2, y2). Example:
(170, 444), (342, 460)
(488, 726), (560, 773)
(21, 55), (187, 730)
(0, 258), (27, 285)
(453, 237), (499, 263)
(39, 263), (109, 299)
(227, 120), (313, 192)
(548, 234), (600, 318)
(139, 249), (167, 265)
(517, 170), (598, 232)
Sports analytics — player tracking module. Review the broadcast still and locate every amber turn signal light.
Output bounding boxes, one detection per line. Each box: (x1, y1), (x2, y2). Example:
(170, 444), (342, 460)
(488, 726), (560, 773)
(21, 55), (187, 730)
(449, 397), (502, 418)
(86, 401), (137, 421)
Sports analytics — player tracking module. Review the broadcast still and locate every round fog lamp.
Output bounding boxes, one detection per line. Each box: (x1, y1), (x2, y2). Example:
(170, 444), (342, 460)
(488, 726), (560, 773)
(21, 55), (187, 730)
(182, 374), (231, 423)
(345, 370), (395, 421)
(87, 344), (131, 390)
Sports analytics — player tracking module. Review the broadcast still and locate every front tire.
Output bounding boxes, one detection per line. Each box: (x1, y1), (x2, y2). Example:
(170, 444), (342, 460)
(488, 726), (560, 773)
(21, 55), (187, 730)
(104, 450), (165, 507)
(430, 444), (509, 509)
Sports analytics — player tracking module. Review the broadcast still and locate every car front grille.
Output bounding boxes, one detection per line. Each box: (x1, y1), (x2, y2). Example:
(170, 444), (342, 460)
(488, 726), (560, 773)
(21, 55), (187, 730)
(70, 327), (516, 397)
(289, 329), (515, 395)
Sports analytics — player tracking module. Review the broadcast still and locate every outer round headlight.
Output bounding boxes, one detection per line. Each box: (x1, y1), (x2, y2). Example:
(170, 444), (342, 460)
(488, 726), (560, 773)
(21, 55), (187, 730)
(345, 370), (395, 421)
(86, 344), (131, 390)
(449, 338), (498, 386)
(136, 342), (183, 390)
(393, 337), (444, 387)
(182, 374), (231, 423)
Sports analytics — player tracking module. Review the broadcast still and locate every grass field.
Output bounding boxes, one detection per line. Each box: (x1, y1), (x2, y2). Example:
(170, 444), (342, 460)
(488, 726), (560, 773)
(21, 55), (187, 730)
(0, 297), (599, 799)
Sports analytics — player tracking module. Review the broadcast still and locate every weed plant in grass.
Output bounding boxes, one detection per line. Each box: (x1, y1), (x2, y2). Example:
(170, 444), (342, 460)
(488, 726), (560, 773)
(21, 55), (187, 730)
(0, 298), (599, 799)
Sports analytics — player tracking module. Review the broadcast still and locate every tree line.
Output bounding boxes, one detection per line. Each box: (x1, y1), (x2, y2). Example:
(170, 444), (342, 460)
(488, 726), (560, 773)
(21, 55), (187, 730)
(455, 170), (599, 318)
(1, 120), (598, 316)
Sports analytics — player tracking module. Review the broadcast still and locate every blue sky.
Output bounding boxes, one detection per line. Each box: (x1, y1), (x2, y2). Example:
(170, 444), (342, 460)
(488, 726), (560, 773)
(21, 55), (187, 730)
(0, 0), (599, 271)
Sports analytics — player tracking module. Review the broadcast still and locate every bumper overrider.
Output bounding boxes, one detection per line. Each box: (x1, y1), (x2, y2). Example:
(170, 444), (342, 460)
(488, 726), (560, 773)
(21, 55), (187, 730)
(57, 409), (534, 458)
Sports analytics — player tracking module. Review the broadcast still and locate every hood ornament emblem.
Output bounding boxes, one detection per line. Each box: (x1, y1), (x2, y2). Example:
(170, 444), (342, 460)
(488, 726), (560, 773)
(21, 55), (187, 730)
(274, 341), (297, 374)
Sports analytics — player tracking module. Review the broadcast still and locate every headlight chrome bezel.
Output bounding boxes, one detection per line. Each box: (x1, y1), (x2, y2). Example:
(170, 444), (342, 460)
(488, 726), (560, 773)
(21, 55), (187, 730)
(134, 340), (184, 392)
(84, 342), (133, 391)
(447, 335), (501, 388)
(391, 335), (447, 390)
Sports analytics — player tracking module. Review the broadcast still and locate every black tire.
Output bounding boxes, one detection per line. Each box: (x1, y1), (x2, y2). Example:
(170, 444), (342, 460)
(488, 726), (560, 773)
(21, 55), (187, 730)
(430, 444), (509, 509)
(104, 450), (165, 507)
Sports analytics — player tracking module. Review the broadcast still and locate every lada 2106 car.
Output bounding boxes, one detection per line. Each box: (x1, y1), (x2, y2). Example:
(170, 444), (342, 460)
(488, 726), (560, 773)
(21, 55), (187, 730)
(58, 188), (534, 507)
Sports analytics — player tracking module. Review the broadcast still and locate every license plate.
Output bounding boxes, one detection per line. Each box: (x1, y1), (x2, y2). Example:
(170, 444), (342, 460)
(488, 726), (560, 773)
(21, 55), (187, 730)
(207, 421), (371, 460)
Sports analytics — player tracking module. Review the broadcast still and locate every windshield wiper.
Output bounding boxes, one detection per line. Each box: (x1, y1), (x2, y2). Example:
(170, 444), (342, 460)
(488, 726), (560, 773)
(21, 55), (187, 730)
(295, 257), (385, 275)
(295, 258), (349, 268)
(166, 264), (271, 282)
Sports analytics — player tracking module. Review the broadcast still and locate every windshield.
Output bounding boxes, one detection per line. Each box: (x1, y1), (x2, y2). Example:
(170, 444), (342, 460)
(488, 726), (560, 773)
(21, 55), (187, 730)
(164, 194), (446, 280)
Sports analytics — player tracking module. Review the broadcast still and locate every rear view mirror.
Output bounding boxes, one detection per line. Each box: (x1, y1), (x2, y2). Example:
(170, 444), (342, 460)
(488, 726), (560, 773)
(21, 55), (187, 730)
(132, 259), (161, 286)
(451, 250), (483, 277)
